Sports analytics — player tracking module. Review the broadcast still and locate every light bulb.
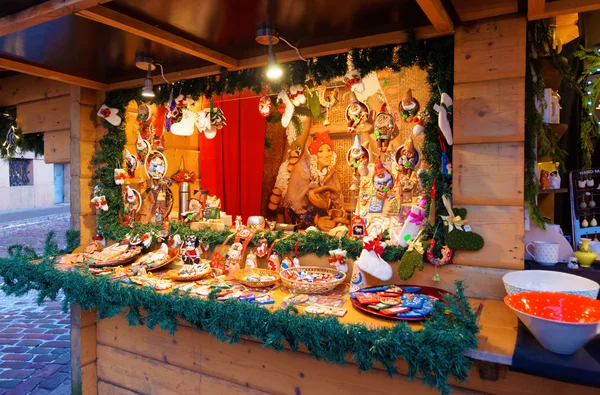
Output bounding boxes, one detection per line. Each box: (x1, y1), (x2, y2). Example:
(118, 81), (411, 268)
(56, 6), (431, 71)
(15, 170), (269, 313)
(266, 64), (283, 80)
(141, 64), (155, 97)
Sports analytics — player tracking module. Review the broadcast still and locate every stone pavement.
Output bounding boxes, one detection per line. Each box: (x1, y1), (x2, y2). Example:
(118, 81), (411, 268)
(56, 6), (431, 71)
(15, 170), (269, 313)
(0, 207), (72, 394)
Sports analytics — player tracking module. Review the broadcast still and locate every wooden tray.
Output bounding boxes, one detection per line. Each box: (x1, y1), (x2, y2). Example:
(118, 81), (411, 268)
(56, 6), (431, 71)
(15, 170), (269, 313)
(132, 248), (179, 271)
(167, 262), (212, 282)
(87, 246), (143, 268)
(234, 268), (280, 288)
(280, 266), (346, 294)
(350, 284), (451, 322)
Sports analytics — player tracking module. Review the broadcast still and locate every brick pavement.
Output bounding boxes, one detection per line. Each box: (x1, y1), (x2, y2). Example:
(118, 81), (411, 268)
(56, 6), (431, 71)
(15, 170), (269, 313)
(0, 210), (72, 394)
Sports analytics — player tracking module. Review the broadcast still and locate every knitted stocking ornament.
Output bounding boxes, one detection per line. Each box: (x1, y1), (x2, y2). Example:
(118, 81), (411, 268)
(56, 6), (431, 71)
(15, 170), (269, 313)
(397, 229), (425, 280)
(356, 236), (392, 281)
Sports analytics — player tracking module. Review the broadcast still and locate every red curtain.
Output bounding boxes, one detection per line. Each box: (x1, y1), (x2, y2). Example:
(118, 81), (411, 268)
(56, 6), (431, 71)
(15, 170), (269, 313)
(199, 95), (266, 221)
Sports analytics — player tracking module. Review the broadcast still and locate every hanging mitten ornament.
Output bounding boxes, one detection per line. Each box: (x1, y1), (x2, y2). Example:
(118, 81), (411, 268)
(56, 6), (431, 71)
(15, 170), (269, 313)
(91, 195), (102, 210)
(400, 89), (420, 122)
(289, 85), (306, 106)
(97, 104), (121, 126)
(114, 168), (127, 185)
(356, 236), (392, 281)
(344, 69), (365, 93)
(328, 247), (349, 273)
(278, 90), (295, 128)
(397, 229), (425, 280)
(397, 198), (426, 247)
(433, 92), (453, 145)
(441, 195), (484, 251)
(258, 96), (272, 117)
(349, 260), (368, 293)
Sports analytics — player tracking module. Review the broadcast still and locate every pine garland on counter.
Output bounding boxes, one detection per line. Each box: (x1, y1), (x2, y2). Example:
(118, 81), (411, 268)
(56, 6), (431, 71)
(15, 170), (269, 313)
(0, 234), (479, 395)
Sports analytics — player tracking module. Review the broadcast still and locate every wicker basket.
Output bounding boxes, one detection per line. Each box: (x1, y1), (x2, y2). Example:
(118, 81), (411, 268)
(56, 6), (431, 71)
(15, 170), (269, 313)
(234, 268), (280, 288)
(167, 261), (212, 282)
(280, 266), (346, 294)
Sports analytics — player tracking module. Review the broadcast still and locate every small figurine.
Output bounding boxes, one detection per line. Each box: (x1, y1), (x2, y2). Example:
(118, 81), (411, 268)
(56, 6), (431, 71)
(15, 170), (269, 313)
(540, 169), (551, 190)
(245, 253), (258, 269)
(235, 215), (243, 229)
(345, 93), (370, 134)
(549, 171), (561, 189)
(281, 256), (293, 271)
(268, 252), (281, 271)
(396, 138), (420, 179)
(182, 235), (200, 265)
(567, 257), (579, 269)
(373, 103), (395, 153)
(400, 89), (420, 122)
(226, 242), (244, 271)
(372, 157), (393, 200)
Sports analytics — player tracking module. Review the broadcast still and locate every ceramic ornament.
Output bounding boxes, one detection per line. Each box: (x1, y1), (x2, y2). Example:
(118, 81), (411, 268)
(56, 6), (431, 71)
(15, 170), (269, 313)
(345, 93), (370, 134)
(289, 85), (307, 106)
(278, 90), (295, 128)
(135, 134), (151, 163)
(349, 260), (368, 293)
(245, 253), (258, 269)
(549, 171), (561, 189)
(356, 236), (392, 281)
(397, 202), (426, 247)
(373, 103), (395, 153)
(412, 114), (425, 136)
(210, 107), (227, 129)
(175, 94), (194, 108)
(255, 238), (268, 258)
(433, 92), (453, 145)
(91, 195), (108, 211)
(344, 69), (365, 93)
(258, 96), (273, 117)
(137, 102), (152, 124)
(400, 89), (420, 122)
(171, 109), (197, 136)
(194, 110), (211, 134)
(125, 149), (138, 177)
(328, 248), (349, 273)
(114, 168), (127, 185)
(145, 151), (168, 180)
(97, 104), (121, 126)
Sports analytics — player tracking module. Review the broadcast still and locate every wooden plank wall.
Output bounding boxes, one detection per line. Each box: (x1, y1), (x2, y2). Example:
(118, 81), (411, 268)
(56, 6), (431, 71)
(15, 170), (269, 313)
(70, 87), (98, 242)
(452, 14), (526, 270)
(0, 74), (71, 164)
(70, 304), (97, 395)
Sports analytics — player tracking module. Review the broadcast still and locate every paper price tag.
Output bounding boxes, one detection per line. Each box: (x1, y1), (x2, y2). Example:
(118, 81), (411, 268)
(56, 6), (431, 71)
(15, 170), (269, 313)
(464, 224), (472, 232)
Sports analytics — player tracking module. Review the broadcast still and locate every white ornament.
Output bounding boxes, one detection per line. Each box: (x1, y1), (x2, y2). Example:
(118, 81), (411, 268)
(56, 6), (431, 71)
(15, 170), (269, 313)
(433, 92), (453, 145)
(549, 172), (561, 189)
(289, 85), (306, 106)
(349, 260), (368, 293)
(97, 104), (121, 126)
(356, 236), (392, 281)
(413, 123), (425, 136)
(174, 94), (194, 108)
(114, 168), (127, 185)
(171, 109), (197, 136)
(194, 110), (212, 134)
(278, 90), (295, 128)
(397, 205), (426, 247)
(344, 69), (365, 93)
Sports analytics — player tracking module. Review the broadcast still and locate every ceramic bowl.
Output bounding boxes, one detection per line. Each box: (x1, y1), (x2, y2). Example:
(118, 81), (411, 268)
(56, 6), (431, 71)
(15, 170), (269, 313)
(503, 270), (599, 299)
(504, 292), (600, 354)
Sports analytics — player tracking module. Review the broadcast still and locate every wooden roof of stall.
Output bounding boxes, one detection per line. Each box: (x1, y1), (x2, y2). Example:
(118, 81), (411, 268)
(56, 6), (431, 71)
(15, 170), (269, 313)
(0, 0), (597, 91)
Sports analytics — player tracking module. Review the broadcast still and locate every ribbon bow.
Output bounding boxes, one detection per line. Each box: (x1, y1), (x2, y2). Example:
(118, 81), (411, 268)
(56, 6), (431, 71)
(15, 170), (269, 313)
(100, 108), (111, 118)
(441, 195), (467, 232)
(364, 237), (384, 257)
(345, 78), (360, 88)
(408, 209), (426, 225)
(406, 239), (424, 254)
(289, 89), (304, 100)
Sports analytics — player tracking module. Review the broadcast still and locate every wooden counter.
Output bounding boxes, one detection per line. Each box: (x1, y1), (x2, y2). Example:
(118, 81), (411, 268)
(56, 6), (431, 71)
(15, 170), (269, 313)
(69, 294), (598, 395)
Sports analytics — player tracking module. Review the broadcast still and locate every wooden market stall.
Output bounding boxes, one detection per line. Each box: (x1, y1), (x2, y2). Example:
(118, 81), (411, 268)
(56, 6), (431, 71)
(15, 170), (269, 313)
(0, 0), (599, 394)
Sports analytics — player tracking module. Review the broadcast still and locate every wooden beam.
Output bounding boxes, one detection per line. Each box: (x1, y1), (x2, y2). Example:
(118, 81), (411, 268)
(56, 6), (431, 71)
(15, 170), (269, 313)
(529, 0), (600, 20)
(77, 6), (238, 68)
(451, 0), (519, 22)
(416, 0), (454, 33)
(528, 0), (546, 19)
(108, 25), (446, 91)
(0, 57), (107, 91)
(0, 0), (111, 37)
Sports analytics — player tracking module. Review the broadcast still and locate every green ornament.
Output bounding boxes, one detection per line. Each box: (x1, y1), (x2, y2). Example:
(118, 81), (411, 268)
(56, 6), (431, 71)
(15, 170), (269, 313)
(374, 130), (380, 137)
(444, 207), (485, 251)
(402, 114), (408, 119)
(382, 187), (389, 192)
(354, 163), (359, 168)
(404, 234), (411, 242)
(397, 249), (424, 280)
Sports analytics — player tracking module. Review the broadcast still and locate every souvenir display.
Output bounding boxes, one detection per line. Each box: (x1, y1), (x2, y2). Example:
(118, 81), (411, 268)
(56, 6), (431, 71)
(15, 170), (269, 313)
(345, 93), (370, 134)
(280, 267), (345, 294)
(350, 284), (449, 321)
(132, 244), (178, 271)
(84, 243), (142, 268)
(400, 89), (419, 122)
(258, 95), (272, 117)
(168, 261), (211, 281)
(97, 104), (121, 126)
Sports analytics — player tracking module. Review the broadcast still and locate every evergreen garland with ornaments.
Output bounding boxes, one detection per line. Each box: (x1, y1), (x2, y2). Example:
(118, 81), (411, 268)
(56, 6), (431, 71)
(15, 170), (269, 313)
(93, 32), (462, 274)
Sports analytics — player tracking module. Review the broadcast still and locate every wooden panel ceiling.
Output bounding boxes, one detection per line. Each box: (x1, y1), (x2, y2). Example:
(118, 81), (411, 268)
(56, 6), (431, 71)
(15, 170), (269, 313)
(0, 0), (47, 18)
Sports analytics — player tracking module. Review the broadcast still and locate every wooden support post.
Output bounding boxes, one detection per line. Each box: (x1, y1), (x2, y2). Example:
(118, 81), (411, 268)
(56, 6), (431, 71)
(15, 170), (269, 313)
(70, 86), (99, 243)
(70, 303), (97, 395)
(452, 15), (526, 270)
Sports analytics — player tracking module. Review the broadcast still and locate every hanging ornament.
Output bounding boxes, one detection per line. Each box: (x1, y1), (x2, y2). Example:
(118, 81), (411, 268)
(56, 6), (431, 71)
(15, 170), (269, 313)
(195, 109), (212, 135)
(125, 149), (138, 177)
(356, 236), (392, 281)
(170, 156), (196, 184)
(372, 157), (394, 200)
(145, 150), (168, 180)
(91, 195), (108, 211)
(433, 92), (453, 145)
(137, 102), (152, 124)
(317, 86), (339, 126)
(289, 85), (307, 107)
(2, 126), (18, 158)
(175, 94), (194, 108)
(254, 238), (268, 258)
(278, 90), (295, 128)
(114, 168), (127, 185)
(412, 113), (425, 136)
(397, 229), (425, 280)
(426, 239), (453, 281)
(328, 239), (349, 273)
(97, 104), (121, 126)
(166, 90), (176, 132)
(347, 135), (370, 180)
(171, 109), (197, 136)
(373, 103), (395, 153)
(343, 69), (365, 93)
(439, 135), (452, 179)
(258, 95), (273, 117)
(400, 89), (420, 122)
(345, 92), (370, 134)
(441, 195), (484, 251)
(153, 105), (168, 138)
(210, 107), (227, 129)
(135, 134), (151, 164)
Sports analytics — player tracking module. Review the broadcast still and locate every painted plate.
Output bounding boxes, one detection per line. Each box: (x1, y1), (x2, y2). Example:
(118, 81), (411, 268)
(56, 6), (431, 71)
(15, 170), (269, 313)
(350, 284), (451, 322)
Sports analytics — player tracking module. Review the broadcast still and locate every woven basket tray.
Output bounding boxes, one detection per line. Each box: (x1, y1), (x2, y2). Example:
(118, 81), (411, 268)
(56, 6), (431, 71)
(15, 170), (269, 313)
(234, 268), (280, 288)
(167, 261), (212, 282)
(280, 266), (346, 294)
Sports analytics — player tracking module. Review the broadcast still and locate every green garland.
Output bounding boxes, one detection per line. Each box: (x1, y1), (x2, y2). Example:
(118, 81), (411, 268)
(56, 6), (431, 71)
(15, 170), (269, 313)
(94, 34), (454, 262)
(0, 108), (44, 158)
(0, 234), (479, 395)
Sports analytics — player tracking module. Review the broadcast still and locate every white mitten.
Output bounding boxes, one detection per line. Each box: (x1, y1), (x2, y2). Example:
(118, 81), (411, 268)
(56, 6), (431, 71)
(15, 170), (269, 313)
(171, 109), (197, 136)
(356, 237), (392, 281)
(278, 90), (295, 128)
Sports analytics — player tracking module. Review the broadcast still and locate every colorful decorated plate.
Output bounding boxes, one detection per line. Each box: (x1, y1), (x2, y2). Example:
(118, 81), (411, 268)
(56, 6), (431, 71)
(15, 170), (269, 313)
(350, 284), (450, 322)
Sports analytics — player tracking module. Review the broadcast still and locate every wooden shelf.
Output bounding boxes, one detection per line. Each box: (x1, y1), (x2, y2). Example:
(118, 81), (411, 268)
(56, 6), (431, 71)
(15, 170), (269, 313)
(538, 188), (568, 194)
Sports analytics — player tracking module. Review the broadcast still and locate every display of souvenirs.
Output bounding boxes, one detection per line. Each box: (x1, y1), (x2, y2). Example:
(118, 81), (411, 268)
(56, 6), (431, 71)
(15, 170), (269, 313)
(395, 137), (421, 179)
(258, 96), (272, 117)
(181, 235), (201, 265)
(345, 93), (370, 134)
(373, 103), (395, 153)
(372, 157), (393, 201)
(132, 244), (173, 270)
(125, 149), (138, 177)
(400, 89), (419, 122)
(84, 243), (142, 267)
(145, 151), (168, 180)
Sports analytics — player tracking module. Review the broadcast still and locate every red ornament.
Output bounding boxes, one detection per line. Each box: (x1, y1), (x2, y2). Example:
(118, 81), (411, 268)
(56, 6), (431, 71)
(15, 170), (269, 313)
(278, 102), (286, 114)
